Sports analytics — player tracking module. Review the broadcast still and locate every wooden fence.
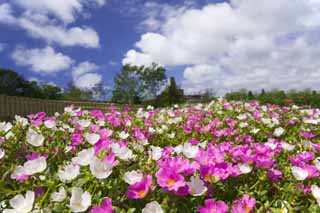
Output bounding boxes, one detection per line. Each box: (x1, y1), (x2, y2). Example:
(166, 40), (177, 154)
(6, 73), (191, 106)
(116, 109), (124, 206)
(0, 95), (133, 121)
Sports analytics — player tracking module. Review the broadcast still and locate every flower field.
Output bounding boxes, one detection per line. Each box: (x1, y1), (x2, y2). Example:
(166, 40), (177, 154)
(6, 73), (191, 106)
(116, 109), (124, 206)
(1, 99), (320, 212)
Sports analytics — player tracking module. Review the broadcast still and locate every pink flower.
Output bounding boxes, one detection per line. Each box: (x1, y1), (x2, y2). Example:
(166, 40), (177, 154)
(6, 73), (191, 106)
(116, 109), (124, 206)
(126, 175), (152, 199)
(300, 131), (316, 139)
(155, 169), (186, 192)
(71, 132), (83, 146)
(90, 198), (113, 213)
(267, 169), (282, 182)
(231, 194), (256, 213)
(198, 199), (228, 213)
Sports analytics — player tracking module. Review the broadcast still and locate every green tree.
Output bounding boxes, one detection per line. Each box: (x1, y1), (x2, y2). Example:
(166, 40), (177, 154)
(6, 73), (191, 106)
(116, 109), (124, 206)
(0, 68), (29, 96)
(42, 84), (62, 100)
(157, 77), (184, 106)
(62, 82), (93, 101)
(111, 65), (141, 104)
(136, 63), (167, 100)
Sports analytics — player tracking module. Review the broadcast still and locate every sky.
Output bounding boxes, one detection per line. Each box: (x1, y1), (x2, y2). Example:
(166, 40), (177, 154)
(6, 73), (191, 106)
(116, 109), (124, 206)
(0, 0), (320, 96)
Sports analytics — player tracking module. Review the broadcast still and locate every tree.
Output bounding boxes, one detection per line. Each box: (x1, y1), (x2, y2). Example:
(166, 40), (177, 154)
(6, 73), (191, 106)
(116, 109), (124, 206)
(0, 68), (29, 96)
(136, 63), (167, 100)
(62, 82), (94, 101)
(42, 84), (62, 100)
(111, 65), (141, 104)
(157, 77), (184, 106)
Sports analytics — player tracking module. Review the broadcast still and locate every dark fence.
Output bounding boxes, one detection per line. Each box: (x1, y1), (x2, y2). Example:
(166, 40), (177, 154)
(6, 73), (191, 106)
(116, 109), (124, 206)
(0, 95), (135, 121)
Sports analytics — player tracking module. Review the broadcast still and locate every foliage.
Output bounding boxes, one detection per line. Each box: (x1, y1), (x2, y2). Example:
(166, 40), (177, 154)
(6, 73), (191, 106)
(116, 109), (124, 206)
(1, 100), (320, 212)
(111, 64), (141, 104)
(135, 63), (167, 100)
(0, 68), (103, 101)
(111, 64), (167, 104)
(156, 77), (185, 107)
(225, 88), (320, 108)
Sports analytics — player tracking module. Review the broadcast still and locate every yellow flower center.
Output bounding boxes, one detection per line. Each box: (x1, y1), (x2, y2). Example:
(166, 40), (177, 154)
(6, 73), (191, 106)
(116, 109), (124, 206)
(138, 190), (146, 197)
(167, 178), (175, 186)
(204, 174), (211, 182)
(245, 206), (251, 212)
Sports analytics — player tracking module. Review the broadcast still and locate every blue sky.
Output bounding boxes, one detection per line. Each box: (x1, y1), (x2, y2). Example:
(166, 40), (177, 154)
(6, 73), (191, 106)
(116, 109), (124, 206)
(0, 0), (320, 95)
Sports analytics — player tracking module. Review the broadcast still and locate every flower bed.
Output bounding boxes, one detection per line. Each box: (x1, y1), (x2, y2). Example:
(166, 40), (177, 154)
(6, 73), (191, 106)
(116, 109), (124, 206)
(1, 99), (320, 212)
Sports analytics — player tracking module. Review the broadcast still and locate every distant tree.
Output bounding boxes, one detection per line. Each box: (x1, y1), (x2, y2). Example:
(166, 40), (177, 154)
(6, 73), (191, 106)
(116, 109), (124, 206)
(201, 89), (217, 103)
(42, 84), (62, 100)
(62, 82), (93, 101)
(248, 91), (254, 100)
(0, 68), (29, 96)
(136, 63), (167, 100)
(157, 77), (184, 106)
(111, 65), (141, 104)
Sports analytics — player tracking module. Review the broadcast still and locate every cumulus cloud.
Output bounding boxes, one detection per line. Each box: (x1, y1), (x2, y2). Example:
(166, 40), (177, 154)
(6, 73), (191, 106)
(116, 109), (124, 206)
(0, 3), (100, 48)
(124, 0), (320, 94)
(72, 61), (102, 90)
(12, 0), (107, 23)
(12, 46), (74, 74)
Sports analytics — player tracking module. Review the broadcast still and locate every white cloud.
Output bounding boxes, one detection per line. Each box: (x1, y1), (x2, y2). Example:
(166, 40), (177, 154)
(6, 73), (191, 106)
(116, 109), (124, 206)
(12, 46), (74, 74)
(72, 61), (102, 90)
(12, 0), (107, 24)
(13, 0), (83, 24)
(0, 3), (100, 48)
(124, 0), (320, 94)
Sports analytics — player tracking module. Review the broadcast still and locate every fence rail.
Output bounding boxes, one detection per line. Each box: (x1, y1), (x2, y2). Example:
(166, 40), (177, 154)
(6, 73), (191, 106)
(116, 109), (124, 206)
(0, 95), (133, 121)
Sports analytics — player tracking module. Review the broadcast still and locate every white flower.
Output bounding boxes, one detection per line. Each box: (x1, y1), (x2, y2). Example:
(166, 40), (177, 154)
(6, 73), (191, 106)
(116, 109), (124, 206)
(315, 157), (320, 171)
(311, 185), (320, 199)
(70, 187), (91, 213)
(238, 163), (252, 174)
(89, 157), (112, 179)
(97, 120), (106, 127)
(186, 176), (207, 196)
(78, 119), (91, 128)
(26, 129), (44, 147)
(72, 148), (94, 166)
(11, 166), (27, 179)
(0, 148), (5, 160)
(148, 127), (156, 134)
(174, 145), (183, 154)
(51, 187), (67, 203)
(5, 131), (15, 139)
(182, 143), (199, 159)
(0, 122), (12, 132)
(149, 146), (162, 161)
(44, 120), (56, 129)
(239, 122), (248, 128)
(142, 201), (164, 213)
(199, 141), (207, 149)
(15, 115), (29, 127)
(123, 170), (143, 185)
(118, 131), (129, 140)
(250, 128), (260, 134)
(167, 133), (175, 139)
(237, 114), (247, 120)
(85, 133), (100, 145)
(64, 106), (73, 113)
(111, 144), (135, 160)
(23, 157), (47, 175)
(3, 191), (34, 213)
(274, 127), (285, 137)
(291, 166), (308, 180)
(281, 142), (295, 151)
(58, 164), (80, 182)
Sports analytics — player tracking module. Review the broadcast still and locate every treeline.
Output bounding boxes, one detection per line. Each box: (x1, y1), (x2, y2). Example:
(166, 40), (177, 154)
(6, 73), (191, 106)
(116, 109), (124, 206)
(225, 89), (320, 107)
(111, 63), (185, 107)
(0, 68), (104, 101)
